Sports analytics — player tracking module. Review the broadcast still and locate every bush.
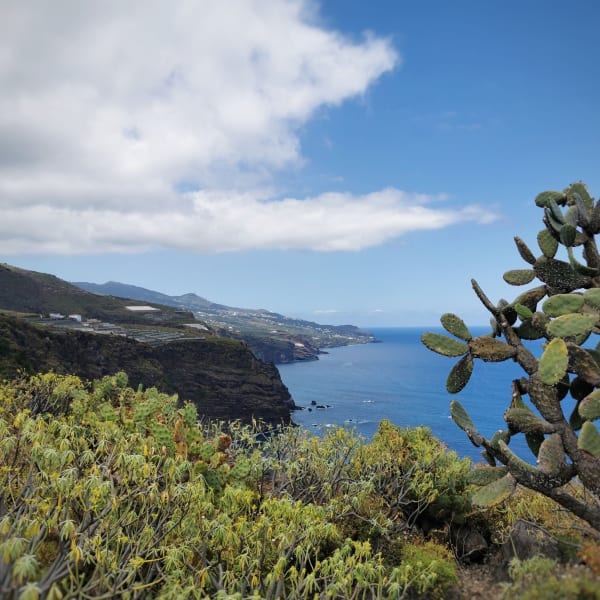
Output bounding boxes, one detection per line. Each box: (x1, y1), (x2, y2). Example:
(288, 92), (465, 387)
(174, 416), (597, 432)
(501, 556), (600, 600)
(1, 372), (470, 599)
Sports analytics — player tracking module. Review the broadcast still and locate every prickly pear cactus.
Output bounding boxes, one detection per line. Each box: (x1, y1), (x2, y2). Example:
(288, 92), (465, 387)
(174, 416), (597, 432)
(422, 183), (600, 531)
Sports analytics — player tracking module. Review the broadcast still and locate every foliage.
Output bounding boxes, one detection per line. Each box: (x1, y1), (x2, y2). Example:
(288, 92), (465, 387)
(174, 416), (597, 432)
(393, 541), (458, 599)
(422, 182), (600, 531)
(501, 556), (600, 600)
(260, 419), (473, 544)
(483, 486), (595, 547)
(0, 372), (474, 599)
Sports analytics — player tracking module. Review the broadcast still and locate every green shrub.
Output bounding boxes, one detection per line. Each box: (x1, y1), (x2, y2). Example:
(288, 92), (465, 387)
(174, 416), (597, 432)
(1, 372), (470, 599)
(391, 540), (458, 599)
(501, 556), (600, 600)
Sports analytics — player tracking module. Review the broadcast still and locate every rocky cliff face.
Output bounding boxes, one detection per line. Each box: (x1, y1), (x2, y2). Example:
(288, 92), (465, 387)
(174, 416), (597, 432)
(0, 316), (295, 425)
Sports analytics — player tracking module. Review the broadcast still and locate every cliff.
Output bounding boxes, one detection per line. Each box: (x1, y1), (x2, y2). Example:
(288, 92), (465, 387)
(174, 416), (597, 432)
(0, 315), (295, 425)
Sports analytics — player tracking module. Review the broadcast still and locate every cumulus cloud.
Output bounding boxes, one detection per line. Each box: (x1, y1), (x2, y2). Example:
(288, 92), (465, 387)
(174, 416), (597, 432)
(0, 0), (496, 256)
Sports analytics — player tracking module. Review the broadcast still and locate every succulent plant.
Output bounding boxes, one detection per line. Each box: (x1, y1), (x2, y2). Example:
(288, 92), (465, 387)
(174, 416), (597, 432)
(422, 183), (600, 532)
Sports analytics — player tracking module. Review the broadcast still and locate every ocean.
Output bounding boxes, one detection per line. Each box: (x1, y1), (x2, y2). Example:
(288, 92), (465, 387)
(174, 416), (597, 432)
(277, 327), (559, 463)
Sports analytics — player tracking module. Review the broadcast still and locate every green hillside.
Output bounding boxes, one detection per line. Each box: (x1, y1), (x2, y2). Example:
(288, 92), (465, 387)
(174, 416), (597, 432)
(0, 263), (192, 325)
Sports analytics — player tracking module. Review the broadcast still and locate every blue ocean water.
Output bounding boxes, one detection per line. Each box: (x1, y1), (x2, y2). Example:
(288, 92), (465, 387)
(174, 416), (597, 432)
(278, 327), (561, 462)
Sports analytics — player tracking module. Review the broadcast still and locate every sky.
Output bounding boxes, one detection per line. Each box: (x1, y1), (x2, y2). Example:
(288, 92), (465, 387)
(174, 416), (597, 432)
(1, 0), (599, 327)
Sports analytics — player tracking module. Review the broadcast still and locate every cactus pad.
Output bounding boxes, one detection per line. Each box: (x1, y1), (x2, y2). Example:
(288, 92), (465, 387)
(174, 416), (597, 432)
(542, 294), (585, 317)
(446, 354), (474, 393)
(514, 285), (548, 312)
(578, 421), (600, 457)
(579, 389), (600, 421)
(568, 182), (593, 209)
(584, 289), (600, 311)
(467, 466), (509, 486)
(546, 314), (597, 338)
(513, 303), (534, 320)
(570, 402), (586, 431)
(490, 429), (511, 450)
(421, 332), (468, 357)
(536, 433), (565, 477)
(568, 247), (599, 276)
(538, 337), (568, 385)
(514, 236), (537, 265)
(560, 224), (577, 247)
(503, 269), (536, 286)
(450, 399), (477, 434)
(440, 313), (472, 341)
(469, 337), (516, 362)
(567, 344), (600, 386)
(534, 257), (590, 293)
(505, 408), (554, 435)
(537, 229), (559, 258)
(535, 191), (566, 208)
(471, 473), (516, 507)
(230, 459), (252, 480)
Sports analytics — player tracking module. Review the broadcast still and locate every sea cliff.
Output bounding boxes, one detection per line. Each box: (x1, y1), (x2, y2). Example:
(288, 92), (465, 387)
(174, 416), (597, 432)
(0, 315), (295, 425)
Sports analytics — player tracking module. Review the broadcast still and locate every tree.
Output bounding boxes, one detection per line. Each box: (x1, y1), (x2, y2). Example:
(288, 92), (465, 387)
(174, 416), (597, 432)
(422, 183), (600, 531)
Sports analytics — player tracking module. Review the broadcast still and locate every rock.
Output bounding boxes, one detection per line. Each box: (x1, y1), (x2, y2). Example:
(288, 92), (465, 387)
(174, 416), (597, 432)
(497, 519), (562, 576)
(450, 524), (489, 563)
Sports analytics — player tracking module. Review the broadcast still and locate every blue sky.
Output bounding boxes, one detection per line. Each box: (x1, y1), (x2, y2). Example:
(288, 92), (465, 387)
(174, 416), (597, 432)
(1, 1), (599, 326)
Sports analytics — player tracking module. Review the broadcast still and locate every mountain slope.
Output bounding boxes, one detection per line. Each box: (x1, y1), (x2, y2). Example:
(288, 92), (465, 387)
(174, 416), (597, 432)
(74, 280), (377, 363)
(74, 280), (227, 310)
(0, 263), (192, 324)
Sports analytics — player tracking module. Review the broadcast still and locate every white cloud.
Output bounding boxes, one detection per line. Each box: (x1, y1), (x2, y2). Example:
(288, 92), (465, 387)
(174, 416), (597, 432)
(0, 1), (496, 256)
(0, 188), (497, 254)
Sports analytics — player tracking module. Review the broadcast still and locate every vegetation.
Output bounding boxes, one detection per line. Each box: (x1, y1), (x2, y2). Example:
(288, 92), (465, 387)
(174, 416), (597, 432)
(0, 371), (470, 599)
(422, 182), (600, 531)
(1, 371), (599, 597)
(0, 263), (192, 325)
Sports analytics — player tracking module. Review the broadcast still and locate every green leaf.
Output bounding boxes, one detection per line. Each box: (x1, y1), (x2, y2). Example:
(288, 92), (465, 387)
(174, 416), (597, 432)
(421, 332), (469, 357)
(534, 257), (590, 293)
(538, 337), (568, 385)
(568, 182), (593, 209)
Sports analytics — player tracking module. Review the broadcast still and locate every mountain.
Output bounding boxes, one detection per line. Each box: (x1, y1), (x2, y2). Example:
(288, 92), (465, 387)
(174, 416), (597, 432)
(73, 280), (226, 311)
(0, 263), (295, 425)
(0, 263), (194, 325)
(73, 281), (377, 363)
